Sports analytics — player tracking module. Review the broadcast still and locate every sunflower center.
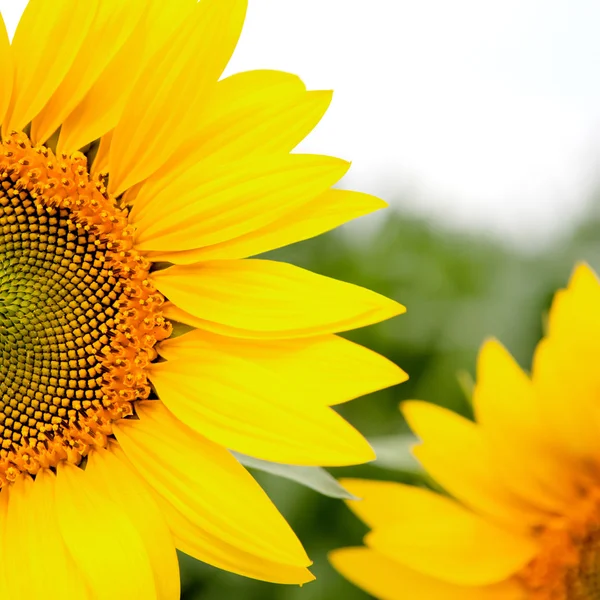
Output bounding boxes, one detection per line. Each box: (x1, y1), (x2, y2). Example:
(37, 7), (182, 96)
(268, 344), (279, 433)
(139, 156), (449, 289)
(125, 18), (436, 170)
(0, 133), (170, 486)
(520, 494), (600, 599)
(565, 528), (600, 599)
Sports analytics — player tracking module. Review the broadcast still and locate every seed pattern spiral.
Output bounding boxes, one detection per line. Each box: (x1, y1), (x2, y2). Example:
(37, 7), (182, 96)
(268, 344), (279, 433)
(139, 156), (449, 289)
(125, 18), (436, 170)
(0, 132), (171, 485)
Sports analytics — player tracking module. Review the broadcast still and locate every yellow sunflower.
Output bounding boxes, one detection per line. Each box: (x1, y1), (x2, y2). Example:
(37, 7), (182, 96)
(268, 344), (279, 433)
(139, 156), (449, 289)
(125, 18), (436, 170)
(331, 263), (600, 600)
(0, 0), (406, 597)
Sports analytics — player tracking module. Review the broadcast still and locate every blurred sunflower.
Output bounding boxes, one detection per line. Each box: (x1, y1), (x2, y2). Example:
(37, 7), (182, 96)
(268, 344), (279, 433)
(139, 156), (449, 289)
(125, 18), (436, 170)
(331, 263), (600, 600)
(0, 0), (406, 597)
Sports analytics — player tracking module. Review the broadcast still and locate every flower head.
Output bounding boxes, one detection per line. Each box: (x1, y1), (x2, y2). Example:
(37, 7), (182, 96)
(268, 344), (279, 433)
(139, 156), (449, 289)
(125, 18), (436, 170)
(0, 0), (406, 596)
(331, 263), (600, 600)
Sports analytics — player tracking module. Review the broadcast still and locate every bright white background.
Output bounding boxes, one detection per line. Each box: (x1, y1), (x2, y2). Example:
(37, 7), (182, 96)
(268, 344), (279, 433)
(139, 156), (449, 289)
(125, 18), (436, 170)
(2, 0), (600, 247)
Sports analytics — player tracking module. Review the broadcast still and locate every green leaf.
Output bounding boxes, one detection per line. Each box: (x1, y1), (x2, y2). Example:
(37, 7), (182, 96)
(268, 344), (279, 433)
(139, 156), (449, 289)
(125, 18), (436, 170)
(232, 452), (358, 500)
(369, 433), (423, 472)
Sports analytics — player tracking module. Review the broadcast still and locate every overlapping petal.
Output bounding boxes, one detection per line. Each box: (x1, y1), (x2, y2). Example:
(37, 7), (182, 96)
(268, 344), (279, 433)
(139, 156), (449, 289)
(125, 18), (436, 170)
(5, 0), (98, 133)
(55, 462), (157, 599)
(154, 260), (404, 339)
(363, 490), (536, 586)
(3, 473), (88, 599)
(109, 0), (247, 194)
(158, 329), (405, 406)
(474, 339), (578, 511)
(58, 0), (198, 154)
(531, 263), (600, 461)
(146, 189), (386, 263)
(143, 69), (324, 188)
(0, 16), (11, 128)
(86, 445), (180, 600)
(30, 0), (146, 144)
(330, 548), (524, 600)
(131, 154), (349, 252)
(150, 330), (375, 465)
(114, 401), (311, 570)
(403, 401), (544, 528)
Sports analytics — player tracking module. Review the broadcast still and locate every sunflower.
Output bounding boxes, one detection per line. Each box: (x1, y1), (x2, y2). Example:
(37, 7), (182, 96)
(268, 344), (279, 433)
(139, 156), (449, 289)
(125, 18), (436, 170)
(0, 0), (407, 596)
(331, 263), (600, 600)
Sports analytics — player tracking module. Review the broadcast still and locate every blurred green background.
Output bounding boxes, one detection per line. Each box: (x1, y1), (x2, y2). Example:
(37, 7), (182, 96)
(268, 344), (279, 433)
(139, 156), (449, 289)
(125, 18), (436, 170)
(178, 200), (600, 599)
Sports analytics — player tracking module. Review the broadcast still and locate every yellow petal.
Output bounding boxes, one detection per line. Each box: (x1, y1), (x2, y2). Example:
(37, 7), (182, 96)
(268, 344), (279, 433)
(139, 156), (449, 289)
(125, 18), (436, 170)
(363, 487), (536, 586)
(545, 262), (600, 339)
(0, 15), (12, 128)
(131, 155), (349, 253)
(55, 462), (158, 599)
(154, 88), (331, 178)
(30, 0), (146, 144)
(341, 479), (448, 529)
(473, 339), (578, 512)
(109, 0), (247, 195)
(4, 472), (88, 599)
(146, 189), (386, 263)
(149, 332), (375, 465)
(402, 401), (544, 528)
(144, 69), (309, 185)
(5, 0), (99, 133)
(206, 70), (306, 121)
(532, 263), (600, 462)
(329, 548), (524, 600)
(153, 260), (404, 339)
(143, 0), (201, 58)
(91, 130), (113, 176)
(152, 490), (314, 584)
(114, 400), (310, 569)
(57, 0), (197, 154)
(158, 329), (405, 406)
(0, 489), (7, 597)
(87, 444), (180, 600)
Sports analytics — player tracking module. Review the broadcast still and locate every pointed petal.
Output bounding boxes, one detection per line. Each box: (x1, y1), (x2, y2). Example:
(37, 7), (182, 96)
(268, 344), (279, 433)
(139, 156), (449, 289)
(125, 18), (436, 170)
(149, 333), (375, 465)
(152, 490), (314, 584)
(532, 263), (600, 461)
(402, 401), (544, 528)
(5, 0), (99, 132)
(362, 487), (536, 586)
(0, 489), (7, 597)
(341, 479), (444, 529)
(474, 339), (578, 512)
(152, 87), (331, 182)
(330, 548), (524, 600)
(4, 472), (88, 599)
(91, 130), (113, 176)
(114, 401), (310, 568)
(144, 69), (309, 185)
(31, 0), (146, 144)
(158, 329), (406, 406)
(109, 0), (247, 195)
(57, 0), (198, 154)
(0, 15), (12, 128)
(55, 462), (157, 599)
(87, 444), (180, 600)
(146, 189), (387, 263)
(153, 260), (404, 339)
(142, 0), (201, 58)
(131, 155), (349, 253)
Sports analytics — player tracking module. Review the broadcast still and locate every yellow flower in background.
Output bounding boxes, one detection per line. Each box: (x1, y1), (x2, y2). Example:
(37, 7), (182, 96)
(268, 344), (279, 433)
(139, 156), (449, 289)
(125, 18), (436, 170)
(0, 0), (406, 596)
(331, 263), (600, 600)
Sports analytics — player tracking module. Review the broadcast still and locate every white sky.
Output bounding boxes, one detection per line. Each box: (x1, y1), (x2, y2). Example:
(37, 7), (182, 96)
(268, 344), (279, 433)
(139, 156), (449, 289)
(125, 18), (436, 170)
(3, 0), (600, 247)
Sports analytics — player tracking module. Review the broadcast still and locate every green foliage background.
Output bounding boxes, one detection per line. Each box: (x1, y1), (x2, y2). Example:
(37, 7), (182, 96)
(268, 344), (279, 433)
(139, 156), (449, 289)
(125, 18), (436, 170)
(178, 202), (600, 599)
